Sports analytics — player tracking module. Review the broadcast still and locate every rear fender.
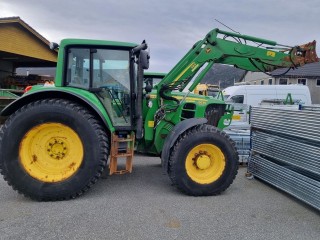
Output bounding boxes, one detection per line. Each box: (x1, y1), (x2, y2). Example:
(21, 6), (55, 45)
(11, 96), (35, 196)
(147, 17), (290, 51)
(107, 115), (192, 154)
(161, 118), (207, 173)
(1, 89), (115, 132)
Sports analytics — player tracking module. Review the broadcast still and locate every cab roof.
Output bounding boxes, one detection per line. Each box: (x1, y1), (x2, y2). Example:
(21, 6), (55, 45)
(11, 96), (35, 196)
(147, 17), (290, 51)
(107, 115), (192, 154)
(59, 39), (138, 49)
(144, 72), (166, 77)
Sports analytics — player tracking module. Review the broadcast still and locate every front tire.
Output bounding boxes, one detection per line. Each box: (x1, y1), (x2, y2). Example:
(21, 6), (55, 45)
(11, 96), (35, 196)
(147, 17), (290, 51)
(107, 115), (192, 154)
(168, 124), (238, 196)
(0, 99), (109, 201)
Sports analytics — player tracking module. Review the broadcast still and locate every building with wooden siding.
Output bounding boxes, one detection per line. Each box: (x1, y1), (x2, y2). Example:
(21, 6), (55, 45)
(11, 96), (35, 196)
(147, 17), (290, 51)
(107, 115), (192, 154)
(0, 17), (57, 89)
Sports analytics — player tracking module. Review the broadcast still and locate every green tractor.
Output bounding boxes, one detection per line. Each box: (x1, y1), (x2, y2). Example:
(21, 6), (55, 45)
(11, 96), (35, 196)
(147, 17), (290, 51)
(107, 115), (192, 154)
(143, 72), (166, 88)
(0, 29), (317, 201)
(143, 71), (230, 128)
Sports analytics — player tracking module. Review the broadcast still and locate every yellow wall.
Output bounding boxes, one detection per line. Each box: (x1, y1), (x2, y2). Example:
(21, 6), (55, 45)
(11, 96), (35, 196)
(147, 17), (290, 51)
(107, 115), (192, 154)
(0, 23), (57, 62)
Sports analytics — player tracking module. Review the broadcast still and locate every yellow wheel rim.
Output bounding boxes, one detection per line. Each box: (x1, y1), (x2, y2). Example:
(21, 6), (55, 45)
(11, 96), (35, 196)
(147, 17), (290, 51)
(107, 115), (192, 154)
(185, 144), (226, 184)
(19, 123), (84, 183)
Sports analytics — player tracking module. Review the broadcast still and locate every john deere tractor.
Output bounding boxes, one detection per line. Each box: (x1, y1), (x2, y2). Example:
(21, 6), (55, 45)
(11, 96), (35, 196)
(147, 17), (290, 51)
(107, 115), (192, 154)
(0, 29), (317, 200)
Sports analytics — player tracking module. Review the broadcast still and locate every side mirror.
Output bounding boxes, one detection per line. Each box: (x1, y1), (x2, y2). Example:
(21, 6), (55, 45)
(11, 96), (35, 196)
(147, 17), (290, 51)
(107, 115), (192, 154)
(145, 80), (153, 93)
(139, 50), (150, 70)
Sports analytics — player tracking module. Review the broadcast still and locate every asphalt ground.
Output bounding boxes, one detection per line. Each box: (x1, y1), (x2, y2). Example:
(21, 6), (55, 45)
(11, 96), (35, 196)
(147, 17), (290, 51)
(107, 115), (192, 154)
(0, 154), (319, 240)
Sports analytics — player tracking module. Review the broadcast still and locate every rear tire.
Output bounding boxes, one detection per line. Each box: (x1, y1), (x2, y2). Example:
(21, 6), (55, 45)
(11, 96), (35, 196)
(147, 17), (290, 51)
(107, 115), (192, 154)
(168, 124), (238, 196)
(0, 99), (109, 201)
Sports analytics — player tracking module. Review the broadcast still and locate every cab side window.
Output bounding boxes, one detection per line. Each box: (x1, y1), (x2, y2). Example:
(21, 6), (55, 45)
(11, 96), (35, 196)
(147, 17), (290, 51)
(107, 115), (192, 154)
(66, 48), (90, 89)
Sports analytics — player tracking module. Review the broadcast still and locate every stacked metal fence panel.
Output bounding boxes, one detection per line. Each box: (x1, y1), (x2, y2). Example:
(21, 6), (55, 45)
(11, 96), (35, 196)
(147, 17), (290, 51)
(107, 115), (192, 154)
(224, 129), (250, 163)
(249, 106), (320, 210)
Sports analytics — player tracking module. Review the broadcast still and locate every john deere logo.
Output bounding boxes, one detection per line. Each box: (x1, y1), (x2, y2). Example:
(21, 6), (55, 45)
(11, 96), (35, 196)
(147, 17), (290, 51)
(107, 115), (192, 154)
(206, 48), (211, 53)
(267, 51), (276, 57)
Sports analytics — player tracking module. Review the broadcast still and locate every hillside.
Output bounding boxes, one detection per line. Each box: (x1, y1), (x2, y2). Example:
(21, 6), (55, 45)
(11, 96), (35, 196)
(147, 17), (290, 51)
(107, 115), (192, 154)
(15, 65), (246, 90)
(201, 64), (246, 89)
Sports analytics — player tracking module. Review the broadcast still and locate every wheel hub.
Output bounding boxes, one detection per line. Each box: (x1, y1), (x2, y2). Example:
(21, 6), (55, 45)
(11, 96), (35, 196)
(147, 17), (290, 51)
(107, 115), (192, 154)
(195, 154), (211, 170)
(46, 138), (68, 160)
(186, 144), (226, 184)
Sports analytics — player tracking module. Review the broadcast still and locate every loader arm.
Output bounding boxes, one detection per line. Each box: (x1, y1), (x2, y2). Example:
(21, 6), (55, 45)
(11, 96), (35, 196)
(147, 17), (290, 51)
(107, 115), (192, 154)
(157, 28), (318, 98)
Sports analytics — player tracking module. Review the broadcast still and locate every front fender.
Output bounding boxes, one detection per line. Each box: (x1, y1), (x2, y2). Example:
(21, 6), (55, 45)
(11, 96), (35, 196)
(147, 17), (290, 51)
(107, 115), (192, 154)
(161, 118), (207, 173)
(1, 88), (115, 132)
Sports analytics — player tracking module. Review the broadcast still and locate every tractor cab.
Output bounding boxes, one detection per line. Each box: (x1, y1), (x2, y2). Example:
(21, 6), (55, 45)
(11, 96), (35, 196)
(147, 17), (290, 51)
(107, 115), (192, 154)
(65, 47), (133, 127)
(52, 39), (149, 131)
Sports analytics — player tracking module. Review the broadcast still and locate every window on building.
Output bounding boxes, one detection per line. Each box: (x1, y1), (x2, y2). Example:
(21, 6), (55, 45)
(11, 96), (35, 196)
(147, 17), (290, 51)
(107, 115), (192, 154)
(279, 78), (288, 85)
(261, 80), (264, 85)
(297, 78), (307, 85)
(269, 78), (272, 85)
(317, 79), (320, 86)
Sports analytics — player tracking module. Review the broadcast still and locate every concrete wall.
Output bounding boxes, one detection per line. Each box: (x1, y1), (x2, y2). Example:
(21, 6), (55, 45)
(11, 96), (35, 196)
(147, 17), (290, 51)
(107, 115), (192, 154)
(306, 78), (320, 104)
(242, 72), (275, 85)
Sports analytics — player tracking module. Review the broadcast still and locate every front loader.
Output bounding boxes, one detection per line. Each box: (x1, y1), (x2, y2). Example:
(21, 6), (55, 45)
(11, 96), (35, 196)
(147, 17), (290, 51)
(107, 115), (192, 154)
(0, 29), (317, 201)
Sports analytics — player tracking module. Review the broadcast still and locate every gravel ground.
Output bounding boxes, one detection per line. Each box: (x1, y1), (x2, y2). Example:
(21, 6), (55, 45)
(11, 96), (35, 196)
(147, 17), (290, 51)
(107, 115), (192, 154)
(0, 154), (319, 240)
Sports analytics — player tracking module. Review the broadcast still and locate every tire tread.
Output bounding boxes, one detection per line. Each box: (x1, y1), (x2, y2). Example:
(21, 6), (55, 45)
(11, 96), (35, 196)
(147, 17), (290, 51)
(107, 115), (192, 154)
(168, 124), (239, 196)
(0, 98), (109, 201)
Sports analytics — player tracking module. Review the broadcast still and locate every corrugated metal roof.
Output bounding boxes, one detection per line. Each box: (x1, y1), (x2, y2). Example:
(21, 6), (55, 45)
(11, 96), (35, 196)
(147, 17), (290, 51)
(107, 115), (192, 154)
(272, 62), (320, 77)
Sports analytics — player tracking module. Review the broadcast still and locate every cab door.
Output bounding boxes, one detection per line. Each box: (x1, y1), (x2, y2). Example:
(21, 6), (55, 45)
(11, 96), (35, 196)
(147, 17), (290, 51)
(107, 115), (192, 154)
(92, 49), (133, 129)
(65, 47), (134, 130)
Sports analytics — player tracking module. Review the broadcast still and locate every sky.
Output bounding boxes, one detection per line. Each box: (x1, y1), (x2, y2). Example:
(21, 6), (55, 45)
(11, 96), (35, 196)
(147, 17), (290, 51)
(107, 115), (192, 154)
(0, 0), (319, 72)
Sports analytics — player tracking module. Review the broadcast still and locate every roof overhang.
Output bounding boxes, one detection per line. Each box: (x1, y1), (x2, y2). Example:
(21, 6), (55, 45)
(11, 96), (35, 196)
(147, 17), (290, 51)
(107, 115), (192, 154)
(0, 17), (57, 68)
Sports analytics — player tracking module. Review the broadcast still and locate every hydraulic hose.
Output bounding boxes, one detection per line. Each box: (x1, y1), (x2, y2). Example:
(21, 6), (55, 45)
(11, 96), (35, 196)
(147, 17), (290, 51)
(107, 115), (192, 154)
(159, 85), (180, 104)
